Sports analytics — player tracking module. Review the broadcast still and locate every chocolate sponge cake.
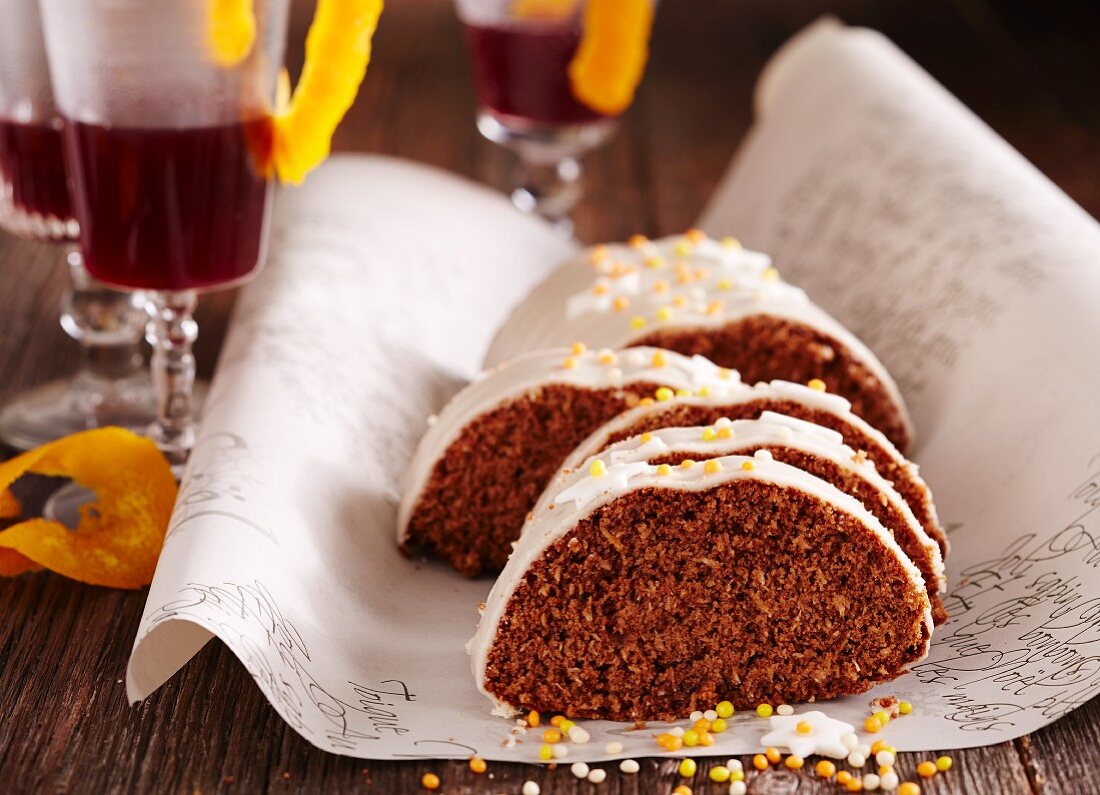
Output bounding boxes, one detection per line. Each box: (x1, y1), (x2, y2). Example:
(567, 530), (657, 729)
(485, 230), (913, 453)
(470, 452), (933, 721)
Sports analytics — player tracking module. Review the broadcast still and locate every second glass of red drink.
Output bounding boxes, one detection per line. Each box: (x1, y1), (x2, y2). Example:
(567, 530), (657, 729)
(39, 0), (290, 469)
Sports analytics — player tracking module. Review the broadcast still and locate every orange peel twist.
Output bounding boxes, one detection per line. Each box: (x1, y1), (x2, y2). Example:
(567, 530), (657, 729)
(274, 0), (385, 184)
(0, 428), (178, 589)
(206, 0), (258, 67)
(568, 0), (654, 116)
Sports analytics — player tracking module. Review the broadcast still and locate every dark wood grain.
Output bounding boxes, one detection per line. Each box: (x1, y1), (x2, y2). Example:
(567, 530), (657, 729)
(2, 0), (1099, 792)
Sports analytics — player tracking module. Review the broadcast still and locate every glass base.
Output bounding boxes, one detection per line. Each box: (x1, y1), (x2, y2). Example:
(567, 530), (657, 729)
(0, 374), (208, 452)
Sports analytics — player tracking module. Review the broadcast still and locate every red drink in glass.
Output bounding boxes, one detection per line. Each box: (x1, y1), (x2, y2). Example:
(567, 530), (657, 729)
(0, 117), (73, 224)
(464, 21), (610, 127)
(62, 116), (274, 291)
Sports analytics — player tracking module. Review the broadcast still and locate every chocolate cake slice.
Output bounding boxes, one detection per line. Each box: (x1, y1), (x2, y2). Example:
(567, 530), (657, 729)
(563, 379), (947, 559)
(471, 453), (933, 721)
(398, 346), (746, 576)
(485, 230), (913, 453)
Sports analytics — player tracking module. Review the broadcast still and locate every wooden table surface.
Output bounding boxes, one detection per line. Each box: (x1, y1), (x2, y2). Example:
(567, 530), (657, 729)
(3, 0), (1099, 792)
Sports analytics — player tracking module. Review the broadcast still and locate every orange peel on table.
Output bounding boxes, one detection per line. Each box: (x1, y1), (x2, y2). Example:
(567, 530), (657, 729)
(0, 428), (178, 589)
(568, 0), (655, 116)
(206, 0), (258, 67)
(274, 0), (385, 184)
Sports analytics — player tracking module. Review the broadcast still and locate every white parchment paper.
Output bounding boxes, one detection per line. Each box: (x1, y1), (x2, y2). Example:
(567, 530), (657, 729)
(128, 22), (1100, 760)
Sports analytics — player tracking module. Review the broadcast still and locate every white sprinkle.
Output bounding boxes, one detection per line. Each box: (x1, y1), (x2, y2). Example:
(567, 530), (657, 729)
(606, 367), (623, 383)
(715, 417), (733, 428)
(880, 771), (900, 790)
(875, 750), (896, 767)
(551, 744), (568, 759)
(570, 762), (589, 779)
(841, 732), (859, 751)
(754, 449), (774, 462)
(726, 759), (743, 772)
(776, 704), (794, 716)
(669, 726), (685, 737)
(605, 741), (623, 755)
(522, 782), (540, 795)
(729, 782), (747, 795)
(620, 759), (640, 774)
(426, 414), (438, 426)
(704, 710), (719, 722)
(863, 773), (881, 791)
(690, 710), (704, 721)
(626, 350), (646, 367)
(568, 726), (591, 744)
(587, 769), (606, 784)
(503, 736), (517, 748)
(856, 744), (872, 757)
(847, 752), (867, 768)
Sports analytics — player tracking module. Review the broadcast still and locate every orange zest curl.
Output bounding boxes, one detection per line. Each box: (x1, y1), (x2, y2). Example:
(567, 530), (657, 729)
(0, 428), (177, 588)
(206, 0), (258, 67)
(274, 0), (385, 184)
(568, 0), (654, 116)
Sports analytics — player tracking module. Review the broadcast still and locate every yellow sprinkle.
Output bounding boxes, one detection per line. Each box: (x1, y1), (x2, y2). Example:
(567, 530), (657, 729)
(613, 295), (631, 312)
(807, 378), (827, 392)
(756, 703), (773, 718)
(874, 710), (891, 725)
(593, 282), (609, 296)
(679, 758), (697, 778)
(639, 397), (655, 407)
(785, 755), (804, 770)
(710, 718), (728, 733)
(651, 351), (667, 368)
(676, 388), (691, 397)
(796, 720), (814, 735)
(538, 744), (553, 760)
(698, 731), (714, 747)
(644, 255), (666, 269)
(655, 387), (674, 402)
(571, 342), (587, 356)
(639, 432), (653, 443)
(816, 760), (837, 778)
(721, 236), (742, 249)
(629, 234), (648, 248)
(708, 765), (731, 783)
(717, 277), (733, 291)
(685, 228), (706, 243)
(469, 757), (487, 774)
(730, 769), (745, 782)
(917, 761), (937, 778)
(935, 756), (952, 772)
(680, 459), (696, 470)
(674, 241), (694, 256)
(590, 245), (610, 263)
(682, 730), (699, 747)
(718, 368), (733, 380)
(704, 460), (723, 474)
(899, 701), (913, 715)
(559, 718), (575, 732)
(741, 460), (756, 471)
(871, 740), (888, 755)
(715, 700), (734, 718)
(706, 300), (725, 316)
(656, 464), (672, 476)
(656, 306), (673, 322)
(717, 427), (733, 439)
(702, 428), (717, 441)
(527, 711), (541, 728)
(421, 773), (440, 790)
(653, 279), (670, 293)
(864, 716), (882, 733)
(762, 266), (780, 281)
(629, 315), (646, 330)
(673, 294), (689, 308)
(697, 386), (711, 397)
(598, 351), (617, 366)
(589, 460), (607, 478)
(562, 357), (578, 370)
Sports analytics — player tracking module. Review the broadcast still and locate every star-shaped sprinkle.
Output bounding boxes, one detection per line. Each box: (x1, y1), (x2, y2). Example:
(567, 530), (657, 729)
(760, 711), (854, 759)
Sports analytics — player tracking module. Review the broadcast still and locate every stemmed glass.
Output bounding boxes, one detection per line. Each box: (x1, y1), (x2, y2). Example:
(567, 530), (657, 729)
(455, 0), (652, 232)
(0, 0), (155, 451)
(39, 0), (289, 470)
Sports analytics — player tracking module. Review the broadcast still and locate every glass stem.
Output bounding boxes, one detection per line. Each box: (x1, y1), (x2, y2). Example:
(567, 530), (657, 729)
(61, 247), (149, 418)
(511, 155), (582, 234)
(145, 289), (198, 470)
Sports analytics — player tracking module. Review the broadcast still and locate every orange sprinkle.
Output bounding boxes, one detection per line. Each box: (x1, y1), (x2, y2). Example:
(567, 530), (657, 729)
(807, 378), (827, 392)
(753, 754), (769, 771)
(898, 784), (921, 795)
(651, 351), (667, 368)
(741, 460), (756, 471)
(796, 720), (814, 735)
(815, 760), (837, 778)
(837, 771), (853, 785)
(639, 397), (655, 406)
(917, 761), (937, 778)
(469, 757), (487, 774)
(571, 342), (587, 356)
(562, 357), (578, 370)
(785, 755), (804, 770)
(612, 295), (630, 312)
(846, 779), (864, 793)
(593, 283), (609, 296)
(590, 245), (610, 263)
(527, 711), (541, 728)
(685, 228), (706, 243)
(706, 300), (724, 316)
(629, 234), (648, 248)
(543, 728), (562, 743)
(653, 279), (670, 293)
(765, 747), (782, 764)
(421, 773), (440, 790)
